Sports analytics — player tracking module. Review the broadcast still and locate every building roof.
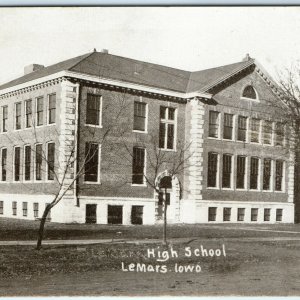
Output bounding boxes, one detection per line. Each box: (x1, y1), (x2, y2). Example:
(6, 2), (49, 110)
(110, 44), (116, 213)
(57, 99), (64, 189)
(0, 51), (255, 94)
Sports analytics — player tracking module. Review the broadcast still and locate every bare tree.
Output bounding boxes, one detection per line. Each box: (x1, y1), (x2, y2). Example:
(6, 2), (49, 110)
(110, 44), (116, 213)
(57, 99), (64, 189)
(112, 132), (196, 244)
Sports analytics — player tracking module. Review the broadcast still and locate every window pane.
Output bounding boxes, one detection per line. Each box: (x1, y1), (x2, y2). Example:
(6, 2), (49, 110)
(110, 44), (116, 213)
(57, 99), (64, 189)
(237, 208), (245, 221)
(168, 108), (175, 120)
(15, 103), (21, 130)
(209, 111), (219, 138)
(223, 113), (233, 139)
(167, 124), (174, 149)
(133, 102), (146, 131)
(236, 156), (246, 189)
(275, 160), (283, 191)
(160, 107), (166, 119)
(207, 152), (218, 188)
(86, 94), (101, 125)
(264, 208), (271, 221)
(159, 123), (166, 148)
(48, 94), (56, 124)
(2, 106), (8, 132)
(223, 207), (231, 221)
(208, 207), (217, 221)
(222, 154), (232, 188)
(276, 209), (283, 221)
(251, 208), (258, 221)
(2, 148), (7, 181)
(14, 147), (20, 181)
(275, 123), (284, 146)
(243, 86), (257, 99)
(35, 144), (43, 180)
(250, 118), (260, 143)
(37, 97), (44, 126)
(132, 147), (145, 184)
(237, 116), (247, 141)
(84, 143), (99, 182)
(25, 146), (31, 181)
(26, 100), (32, 128)
(263, 121), (272, 144)
(47, 143), (55, 180)
(263, 159), (271, 190)
(250, 157), (259, 190)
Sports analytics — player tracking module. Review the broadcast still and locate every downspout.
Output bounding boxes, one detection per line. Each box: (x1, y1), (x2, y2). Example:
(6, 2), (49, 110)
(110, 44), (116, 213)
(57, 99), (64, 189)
(74, 82), (81, 206)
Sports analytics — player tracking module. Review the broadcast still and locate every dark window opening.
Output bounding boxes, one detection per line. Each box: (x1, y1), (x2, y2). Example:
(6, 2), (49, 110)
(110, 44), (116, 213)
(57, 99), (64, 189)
(209, 111), (219, 138)
(236, 156), (246, 189)
(223, 207), (231, 221)
(35, 144), (43, 181)
(250, 118), (260, 143)
(276, 209), (283, 221)
(250, 157), (259, 190)
(132, 147), (145, 185)
(222, 154), (232, 188)
(48, 94), (56, 124)
(207, 152), (218, 188)
(2, 106), (8, 132)
(237, 116), (247, 141)
(25, 145), (31, 181)
(223, 113), (233, 140)
(1, 148), (7, 181)
(208, 207), (217, 221)
(86, 94), (101, 125)
(275, 160), (284, 191)
(263, 159), (271, 190)
(86, 204), (97, 224)
(25, 100), (32, 128)
(242, 86), (257, 99)
(33, 202), (39, 218)
(47, 143), (55, 180)
(251, 208), (258, 221)
(84, 143), (99, 182)
(237, 208), (245, 221)
(15, 102), (21, 130)
(14, 147), (21, 181)
(264, 208), (271, 221)
(36, 97), (44, 126)
(108, 205), (123, 224)
(22, 202), (28, 217)
(131, 205), (143, 225)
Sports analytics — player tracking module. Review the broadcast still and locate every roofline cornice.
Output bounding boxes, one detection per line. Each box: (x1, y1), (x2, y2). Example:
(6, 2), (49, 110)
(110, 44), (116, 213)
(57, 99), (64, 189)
(0, 70), (212, 100)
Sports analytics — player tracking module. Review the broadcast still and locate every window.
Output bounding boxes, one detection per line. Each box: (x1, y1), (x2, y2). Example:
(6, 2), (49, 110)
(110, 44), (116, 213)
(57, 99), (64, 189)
(222, 154), (232, 188)
(36, 97), (44, 126)
(263, 121), (272, 145)
(276, 208), (283, 221)
(1, 148), (7, 181)
(86, 93), (101, 126)
(48, 94), (56, 124)
(275, 160), (284, 191)
(251, 208), (258, 221)
(242, 85), (257, 100)
(237, 208), (245, 221)
(33, 202), (39, 218)
(22, 202), (28, 217)
(159, 107), (176, 150)
(250, 157), (259, 190)
(24, 145), (31, 181)
(250, 118), (260, 143)
(2, 106), (8, 132)
(25, 100), (32, 128)
(223, 207), (231, 221)
(12, 201), (17, 216)
(223, 113), (233, 140)
(0, 201), (3, 215)
(237, 116), (247, 142)
(208, 111), (219, 138)
(14, 147), (21, 182)
(15, 102), (21, 130)
(275, 123), (284, 146)
(207, 152), (218, 188)
(47, 143), (55, 180)
(108, 205), (123, 224)
(208, 207), (217, 221)
(236, 156), (246, 189)
(264, 208), (271, 221)
(84, 143), (100, 182)
(263, 159), (272, 190)
(132, 147), (145, 185)
(131, 206), (143, 225)
(133, 102), (147, 131)
(35, 144), (43, 181)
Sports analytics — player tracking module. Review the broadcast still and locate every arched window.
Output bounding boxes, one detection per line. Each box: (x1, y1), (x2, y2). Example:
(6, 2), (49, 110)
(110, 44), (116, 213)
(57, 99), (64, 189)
(242, 85), (258, 100)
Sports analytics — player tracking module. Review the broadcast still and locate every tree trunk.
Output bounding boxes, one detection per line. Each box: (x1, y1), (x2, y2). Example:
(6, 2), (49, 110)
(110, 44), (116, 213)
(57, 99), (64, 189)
(36, 205), (52, 250)
(163, 188), (167, 245)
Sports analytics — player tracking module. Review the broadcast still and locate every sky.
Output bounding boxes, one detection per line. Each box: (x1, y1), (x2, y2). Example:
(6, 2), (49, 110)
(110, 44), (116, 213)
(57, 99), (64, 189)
(0, 7), (299, 84)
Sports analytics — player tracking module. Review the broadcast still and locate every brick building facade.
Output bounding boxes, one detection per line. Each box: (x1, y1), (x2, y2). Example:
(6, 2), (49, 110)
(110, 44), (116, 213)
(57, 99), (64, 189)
(0, 51), (295, 224)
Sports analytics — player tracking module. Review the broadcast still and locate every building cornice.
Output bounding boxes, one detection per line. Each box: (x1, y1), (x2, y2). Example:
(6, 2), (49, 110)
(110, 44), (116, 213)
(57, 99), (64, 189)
(0, 70), (212, 101)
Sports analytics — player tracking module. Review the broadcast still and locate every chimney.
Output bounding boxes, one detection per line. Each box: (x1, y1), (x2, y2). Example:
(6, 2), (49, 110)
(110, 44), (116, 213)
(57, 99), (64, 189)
(24, 64), (44, 75)
(242, 53), (251, 62)
(101, 49), (109, 54)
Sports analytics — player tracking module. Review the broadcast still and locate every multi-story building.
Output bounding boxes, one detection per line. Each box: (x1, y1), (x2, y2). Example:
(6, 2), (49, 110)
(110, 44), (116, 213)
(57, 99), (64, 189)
(0, 50), (295, 224)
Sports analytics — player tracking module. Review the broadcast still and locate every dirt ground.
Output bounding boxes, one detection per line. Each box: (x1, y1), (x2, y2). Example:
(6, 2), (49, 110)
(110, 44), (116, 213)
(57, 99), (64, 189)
(0, 238), (299, 296)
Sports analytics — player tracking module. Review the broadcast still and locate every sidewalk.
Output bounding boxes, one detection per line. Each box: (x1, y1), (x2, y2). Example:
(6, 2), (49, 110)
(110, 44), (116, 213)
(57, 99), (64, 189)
(1, 235), (300, 246)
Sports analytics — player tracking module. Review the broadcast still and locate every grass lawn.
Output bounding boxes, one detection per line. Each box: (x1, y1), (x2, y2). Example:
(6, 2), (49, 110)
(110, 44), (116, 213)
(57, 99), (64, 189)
(0, 217), (300, 241)
(0, 239), (299, 296)
(0, 217), (299, 296)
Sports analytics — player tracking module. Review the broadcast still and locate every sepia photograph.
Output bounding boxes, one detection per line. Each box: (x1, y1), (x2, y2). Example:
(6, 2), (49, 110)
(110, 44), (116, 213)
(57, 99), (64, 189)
(0, 5), (299, 296)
